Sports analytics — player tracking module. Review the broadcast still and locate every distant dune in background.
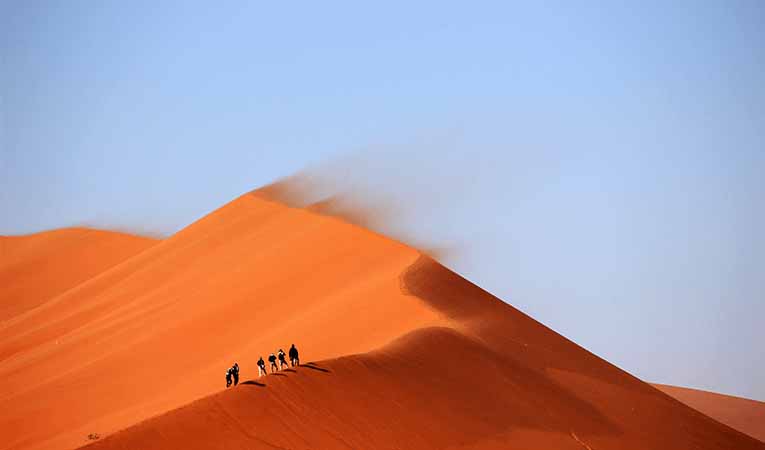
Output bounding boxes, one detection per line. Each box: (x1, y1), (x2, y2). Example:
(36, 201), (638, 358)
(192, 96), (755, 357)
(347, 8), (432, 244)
(654, 384), (765, 443)
(0, 229), (157, 321)
(0, 188), (762, 450)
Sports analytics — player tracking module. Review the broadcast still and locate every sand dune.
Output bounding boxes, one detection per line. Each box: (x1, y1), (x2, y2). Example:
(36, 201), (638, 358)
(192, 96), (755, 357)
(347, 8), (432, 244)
(0, 193), (446, 450)
(0, 228), (157, 321)
(654, 384), (765, 443)
(1, 192), (762, 450)
(82, 253), (764, 450)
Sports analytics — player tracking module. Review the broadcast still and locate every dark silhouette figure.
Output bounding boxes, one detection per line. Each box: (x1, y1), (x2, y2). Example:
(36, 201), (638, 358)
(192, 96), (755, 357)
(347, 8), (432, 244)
(289, 344), (299, 367)
(257, 357), (266, 377)
(225, 367), (233, 388)
(268, 353), (278, 372)
(232, 363), (240, 386)
(277, 349), (288, 369)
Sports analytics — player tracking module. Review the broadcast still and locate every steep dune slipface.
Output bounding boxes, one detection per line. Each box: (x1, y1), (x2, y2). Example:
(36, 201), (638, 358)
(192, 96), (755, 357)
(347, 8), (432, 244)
(0, 194), (447, 450)
(654, 384), (765, 443)
(0, 228), (157, 321)
(83, 258), (763, 449)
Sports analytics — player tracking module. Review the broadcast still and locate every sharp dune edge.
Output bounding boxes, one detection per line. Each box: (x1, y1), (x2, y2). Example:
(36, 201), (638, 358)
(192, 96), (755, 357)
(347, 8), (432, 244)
(0, 191), (762, 450)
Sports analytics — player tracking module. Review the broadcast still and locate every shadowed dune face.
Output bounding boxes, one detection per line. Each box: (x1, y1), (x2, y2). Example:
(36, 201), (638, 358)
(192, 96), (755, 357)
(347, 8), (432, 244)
(653, 384), (765, 443)
(2, 192), (763, 450)
(0, 228), (157, 321)
(401, 256), (654, 390)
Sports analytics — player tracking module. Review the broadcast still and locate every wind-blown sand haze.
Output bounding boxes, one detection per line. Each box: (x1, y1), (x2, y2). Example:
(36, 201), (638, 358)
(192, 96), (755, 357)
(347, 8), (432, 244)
(0, 190), (762, 450)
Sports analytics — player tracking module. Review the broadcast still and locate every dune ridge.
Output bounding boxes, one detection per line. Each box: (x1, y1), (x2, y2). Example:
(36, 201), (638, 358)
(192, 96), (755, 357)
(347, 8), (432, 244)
(1, 191), (762, 450)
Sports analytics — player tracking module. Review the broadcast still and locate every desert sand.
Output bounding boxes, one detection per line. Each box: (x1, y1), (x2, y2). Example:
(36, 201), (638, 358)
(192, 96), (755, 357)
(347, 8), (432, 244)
(1, 191), (762, 450)
(0, 228), (156, 321)
(654, 384), (765, 443)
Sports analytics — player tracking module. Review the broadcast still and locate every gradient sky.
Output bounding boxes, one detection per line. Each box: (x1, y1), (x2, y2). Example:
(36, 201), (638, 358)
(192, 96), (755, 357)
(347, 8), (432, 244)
(2, 1), (763, 399)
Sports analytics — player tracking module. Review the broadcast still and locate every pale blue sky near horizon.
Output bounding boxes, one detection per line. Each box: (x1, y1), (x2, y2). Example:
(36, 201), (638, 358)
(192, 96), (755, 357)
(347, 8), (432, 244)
(2, 1), (764, 400)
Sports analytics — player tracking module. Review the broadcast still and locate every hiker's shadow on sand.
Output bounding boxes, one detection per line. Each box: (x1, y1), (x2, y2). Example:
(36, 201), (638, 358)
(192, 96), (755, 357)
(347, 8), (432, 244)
(303, 362), (331, 373)
(240, 363), (332, 386)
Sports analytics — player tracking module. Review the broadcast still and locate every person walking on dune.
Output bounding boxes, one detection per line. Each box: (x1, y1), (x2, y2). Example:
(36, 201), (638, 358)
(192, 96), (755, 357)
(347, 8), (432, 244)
(225, 366), (234, 388)
(289, 344), (299, 367)
(232, 363), (240, 386)
(277, 349), (288, 370)
(257, 356), (267, 376)
(268, 353), (278, 372)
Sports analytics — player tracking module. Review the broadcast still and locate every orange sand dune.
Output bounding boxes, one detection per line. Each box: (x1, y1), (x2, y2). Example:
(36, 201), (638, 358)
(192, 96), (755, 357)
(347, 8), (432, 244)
(0, 228), (157, 321)
(83, 255), (764, 450)
(1, 192), (762, 450)
(654, 384), (765, 443)
(0, 193), (447, 450)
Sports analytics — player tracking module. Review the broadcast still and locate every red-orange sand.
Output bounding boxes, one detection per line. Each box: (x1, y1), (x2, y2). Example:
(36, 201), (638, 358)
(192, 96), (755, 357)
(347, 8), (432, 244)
(0, 191), (762, 450)
(0, 228), (157, 321)
(654, 384), (765, 443)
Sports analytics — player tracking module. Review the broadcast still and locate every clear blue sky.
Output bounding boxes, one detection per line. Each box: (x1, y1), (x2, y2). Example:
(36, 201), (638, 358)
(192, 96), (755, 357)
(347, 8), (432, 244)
(2, 1), (763, 399)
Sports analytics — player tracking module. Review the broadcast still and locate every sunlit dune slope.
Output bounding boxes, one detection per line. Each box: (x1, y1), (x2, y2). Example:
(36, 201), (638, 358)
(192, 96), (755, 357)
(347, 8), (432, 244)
(0, 228), (157, 321)
(654, 384), (765, 443)
(0, 193), (447, 450)
(83, 253), (764, 450)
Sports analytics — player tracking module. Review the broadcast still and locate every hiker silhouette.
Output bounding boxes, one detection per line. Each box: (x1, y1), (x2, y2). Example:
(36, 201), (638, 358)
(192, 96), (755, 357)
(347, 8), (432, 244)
(225, 367), (233, 388)
(268, 353), (278, 372)
(277, 349), (288, 369)
(289, 344), (299, 367)
(257, 357), (266, 376)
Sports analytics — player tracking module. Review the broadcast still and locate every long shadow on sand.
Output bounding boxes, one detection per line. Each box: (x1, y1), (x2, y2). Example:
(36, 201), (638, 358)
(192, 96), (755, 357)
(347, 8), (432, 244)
(240, 380), (266, 387)
(302, 363), (331, 373)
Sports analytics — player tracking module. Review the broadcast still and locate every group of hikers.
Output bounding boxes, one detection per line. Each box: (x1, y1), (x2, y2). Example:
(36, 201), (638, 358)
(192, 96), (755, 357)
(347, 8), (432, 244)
(226, 344), (300, 388)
